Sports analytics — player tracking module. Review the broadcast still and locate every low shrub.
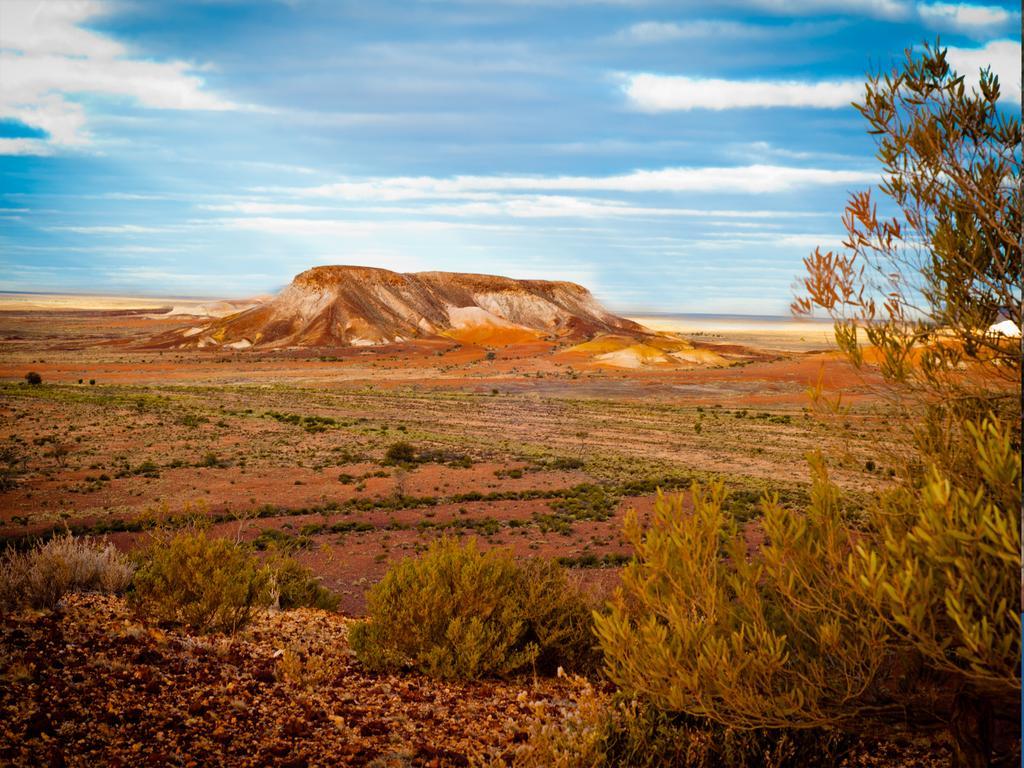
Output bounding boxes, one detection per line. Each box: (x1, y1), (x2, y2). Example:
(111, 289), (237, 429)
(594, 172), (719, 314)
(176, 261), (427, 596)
(130, 528), (271, 634)
(350, 537), (597, 678)
(0, 533), (134, 611)
(267, 554), (340, 611)
(383, 441), (417, 465)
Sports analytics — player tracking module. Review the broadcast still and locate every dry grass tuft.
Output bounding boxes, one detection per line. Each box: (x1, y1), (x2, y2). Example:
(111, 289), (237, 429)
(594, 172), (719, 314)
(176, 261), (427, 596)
(0, 533), (134, 611)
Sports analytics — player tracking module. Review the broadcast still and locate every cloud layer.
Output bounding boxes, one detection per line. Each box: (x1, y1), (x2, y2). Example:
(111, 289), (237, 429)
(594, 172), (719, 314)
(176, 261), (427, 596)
(622, 75), (864, 111)
(0, 0), (238, 153)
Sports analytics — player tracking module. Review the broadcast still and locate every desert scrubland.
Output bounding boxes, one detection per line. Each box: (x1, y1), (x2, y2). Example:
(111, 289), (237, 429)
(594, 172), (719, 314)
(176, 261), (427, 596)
(0, 296), (947, 767)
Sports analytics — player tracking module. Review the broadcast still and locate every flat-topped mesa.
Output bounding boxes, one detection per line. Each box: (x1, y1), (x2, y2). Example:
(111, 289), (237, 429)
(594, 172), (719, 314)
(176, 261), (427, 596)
(153, 265), (647, 349)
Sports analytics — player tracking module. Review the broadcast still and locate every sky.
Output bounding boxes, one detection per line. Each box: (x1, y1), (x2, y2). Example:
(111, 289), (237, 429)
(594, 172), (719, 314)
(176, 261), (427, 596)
(0, 0), (1019, 314)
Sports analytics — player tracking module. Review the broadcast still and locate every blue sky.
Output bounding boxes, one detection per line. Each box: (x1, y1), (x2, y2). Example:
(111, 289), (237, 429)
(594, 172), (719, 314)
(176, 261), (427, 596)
(0, 0), (1019, 313)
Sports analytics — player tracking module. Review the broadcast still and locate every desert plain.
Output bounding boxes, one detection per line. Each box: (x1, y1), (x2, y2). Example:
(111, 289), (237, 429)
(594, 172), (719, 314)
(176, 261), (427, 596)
(1, 290), (942, 767)
(0, 292), (887, 612)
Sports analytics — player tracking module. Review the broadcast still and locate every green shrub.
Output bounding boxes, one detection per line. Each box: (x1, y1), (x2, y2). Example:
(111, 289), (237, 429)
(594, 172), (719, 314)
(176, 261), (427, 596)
(383, 441), (417, 465)
(350, 537), (596, 678)
(24, 371), (42, 386)
(596, 422), (1021, 764)
(130, 528), (271, 634)
(551, 457), (585, 470)
(548, 484), (617, 521)
(267, 554), (340, 611)
(0, 533), (134, 611)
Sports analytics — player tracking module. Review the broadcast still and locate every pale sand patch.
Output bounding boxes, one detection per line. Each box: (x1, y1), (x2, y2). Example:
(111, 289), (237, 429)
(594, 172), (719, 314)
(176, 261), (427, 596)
(628, 315), (838, 352)
(0, 293), (177, 311)
(0, 293), (269, 319)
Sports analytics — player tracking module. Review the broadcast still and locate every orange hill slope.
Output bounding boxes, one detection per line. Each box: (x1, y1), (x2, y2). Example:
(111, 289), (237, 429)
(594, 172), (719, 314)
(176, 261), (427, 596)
(149, 265), (648, 350)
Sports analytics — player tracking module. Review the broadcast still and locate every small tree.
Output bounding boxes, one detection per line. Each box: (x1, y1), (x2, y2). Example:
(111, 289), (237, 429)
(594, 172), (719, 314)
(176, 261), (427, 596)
(792, 41), (1021, 473)
(790, 40), (1021, 764)
(24, 371), (42, 386)
(599, 42), (1020, 768)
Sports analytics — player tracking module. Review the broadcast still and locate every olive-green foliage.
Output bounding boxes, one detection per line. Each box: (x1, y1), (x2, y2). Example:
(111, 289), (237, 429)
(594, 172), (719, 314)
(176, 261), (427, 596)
(383, 441), (417, 465)
(788, 41), (1020, 766)
(596, 417), (1020, 757)
(130, 528), (271, 634)
(794, 42), (1021, 473)
(853, 417), (1020, 699)
(596, 478), (888, 731)
(268, 554), (340, 611)
(0, 533), (134, 611)
(350, 537), (596, 678)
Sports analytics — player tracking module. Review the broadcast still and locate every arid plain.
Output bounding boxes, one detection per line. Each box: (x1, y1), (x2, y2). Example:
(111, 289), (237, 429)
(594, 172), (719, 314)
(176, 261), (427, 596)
(0, 292), (888, 614)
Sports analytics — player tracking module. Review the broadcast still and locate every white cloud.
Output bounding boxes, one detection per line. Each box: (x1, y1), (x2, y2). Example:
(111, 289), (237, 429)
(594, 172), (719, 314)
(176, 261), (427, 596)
(200, 202), (329, 214)
(917, 3), (1016, 34)
(282, 164), (878, 200)
(359, 196), (831, 219)
(0, 0), (241, 154)
(614, 20), (771, 44)
(0, 137), (54, 155)
(47, 224), (177, 234)
(622, 73), (863, 111)
(611, 18), (842, 44)
(0, 0), (123, 57)
(946, 39), (1022, 103)
(744, 0), (912, 20)
(215, 217), (521, 236)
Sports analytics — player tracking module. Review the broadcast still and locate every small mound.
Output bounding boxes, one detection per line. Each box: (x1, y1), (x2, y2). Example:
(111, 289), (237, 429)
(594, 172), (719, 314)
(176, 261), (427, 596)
(566, 334), (644, 355)
(668, 348), (730, 365)
(566, 333), (733, 368)
(594, 344), (675, 369)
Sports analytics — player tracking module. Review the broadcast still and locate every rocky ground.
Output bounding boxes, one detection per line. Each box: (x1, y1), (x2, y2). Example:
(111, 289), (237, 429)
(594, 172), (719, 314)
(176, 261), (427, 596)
(0, 594), (951, 768)
(0, 594), (574, 767)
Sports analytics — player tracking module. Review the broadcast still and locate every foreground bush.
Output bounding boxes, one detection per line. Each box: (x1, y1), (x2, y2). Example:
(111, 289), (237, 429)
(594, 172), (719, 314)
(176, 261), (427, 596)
(130, 528), (272, 634)
(0, 533), (134, 611)
(350, 537), (596, 678)
(596, 418), (1020, 767)
(513, 677), (851, 768)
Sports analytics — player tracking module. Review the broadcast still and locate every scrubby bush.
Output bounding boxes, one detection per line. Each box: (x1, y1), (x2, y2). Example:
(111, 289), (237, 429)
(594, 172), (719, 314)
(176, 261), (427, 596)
(383, 441), (417, 465)
(596, 420), (1020, 767)
(24, 371), (42, 386)
(350, 537), (596, 678)
(267, 554), (340, 611)
(130, 528), (271, 634)
(0, 534), (134, 611)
